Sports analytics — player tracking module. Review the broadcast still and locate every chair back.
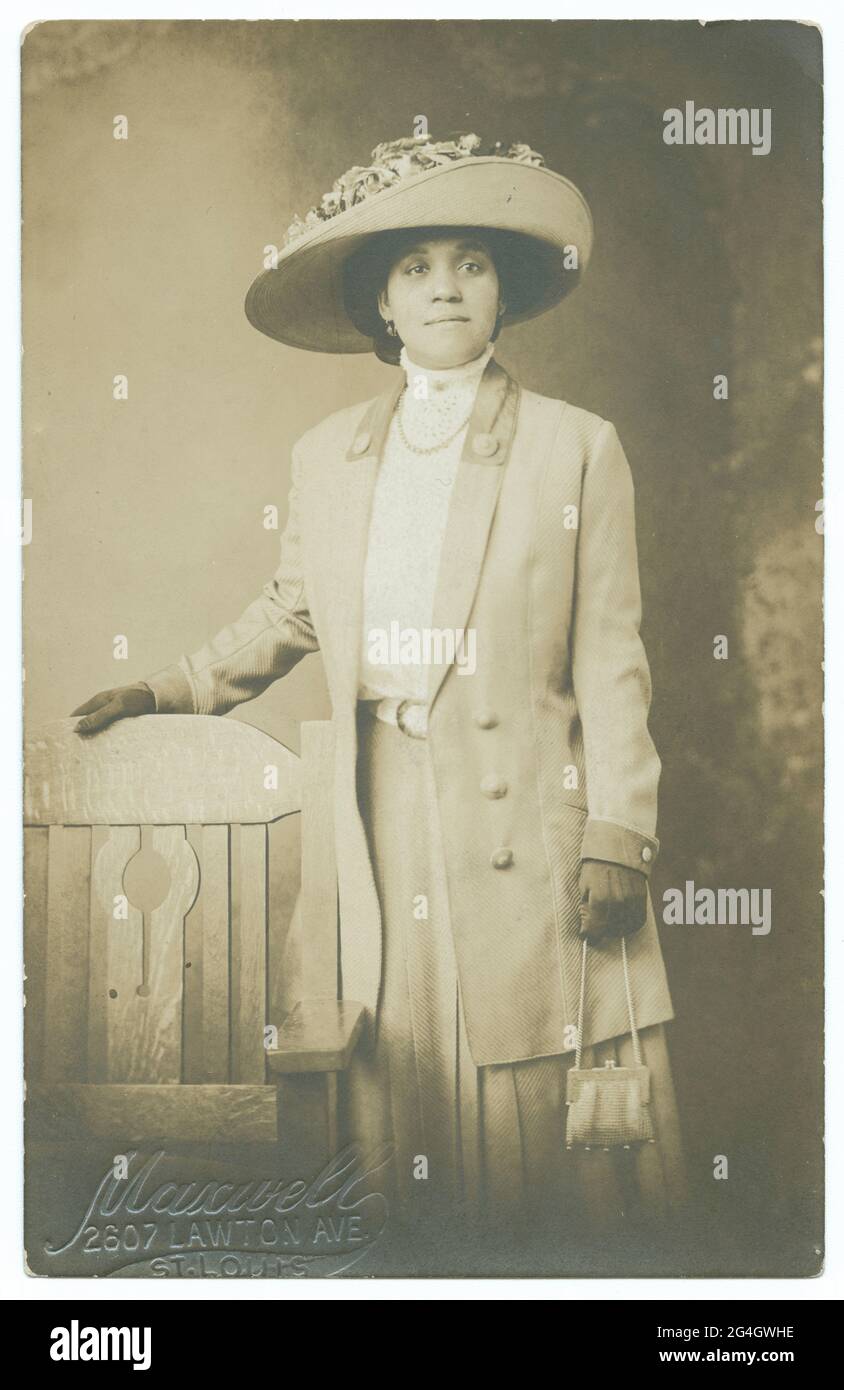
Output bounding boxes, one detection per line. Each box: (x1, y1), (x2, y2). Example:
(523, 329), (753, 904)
(23, 715), (335, 1093)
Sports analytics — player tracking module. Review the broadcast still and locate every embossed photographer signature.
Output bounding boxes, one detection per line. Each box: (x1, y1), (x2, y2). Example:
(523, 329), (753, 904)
(44, 1142), (394, 1277)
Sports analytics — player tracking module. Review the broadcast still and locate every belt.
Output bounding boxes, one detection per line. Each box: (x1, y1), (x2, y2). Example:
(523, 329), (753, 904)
(360, 696), (429, 739)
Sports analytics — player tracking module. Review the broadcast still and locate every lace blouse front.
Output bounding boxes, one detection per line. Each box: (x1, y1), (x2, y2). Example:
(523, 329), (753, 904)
(357, 342), (495, 703)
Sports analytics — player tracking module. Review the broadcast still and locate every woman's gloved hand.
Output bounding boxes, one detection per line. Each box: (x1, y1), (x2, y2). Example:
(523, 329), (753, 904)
(71, 682), (156, 736)
(578, 859), (648, 945)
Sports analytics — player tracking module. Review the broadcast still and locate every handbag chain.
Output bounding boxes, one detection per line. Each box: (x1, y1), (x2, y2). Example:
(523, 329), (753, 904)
(574, 936), (643, 1070)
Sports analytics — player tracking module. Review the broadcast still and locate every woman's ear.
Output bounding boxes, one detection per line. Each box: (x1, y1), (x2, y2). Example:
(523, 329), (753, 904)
(377, 287), (390, 321)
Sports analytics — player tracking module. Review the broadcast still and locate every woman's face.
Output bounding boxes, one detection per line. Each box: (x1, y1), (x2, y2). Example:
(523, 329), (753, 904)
(378, 234), (501, 369)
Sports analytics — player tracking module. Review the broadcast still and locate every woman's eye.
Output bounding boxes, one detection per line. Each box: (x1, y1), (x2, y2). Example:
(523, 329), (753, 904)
(405, 263), (427, 275)
(460, 261), (483, 273)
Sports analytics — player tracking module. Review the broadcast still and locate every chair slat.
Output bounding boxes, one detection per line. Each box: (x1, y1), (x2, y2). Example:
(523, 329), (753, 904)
(44, 826), (92, 1082)
(301, 721), (339, 997)
(183, 826), (205, 1084)
(231, 824), (267, 1083)
(184, 824), (231, 1083)
(200, 825), (232, 1082)
(100, 827), (145, 1083)
(145, 827), (199, 1081)
(23, 826), (49, 1082)
(91, 826), (141, 1083)
(106, 828), (198, 1083)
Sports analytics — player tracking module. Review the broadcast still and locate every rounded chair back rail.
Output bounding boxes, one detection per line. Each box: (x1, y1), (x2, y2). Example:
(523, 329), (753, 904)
(24, 715), (302, 827)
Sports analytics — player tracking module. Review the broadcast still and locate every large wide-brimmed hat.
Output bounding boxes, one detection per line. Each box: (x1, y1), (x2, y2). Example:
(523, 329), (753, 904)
(244, 134), (593, 354)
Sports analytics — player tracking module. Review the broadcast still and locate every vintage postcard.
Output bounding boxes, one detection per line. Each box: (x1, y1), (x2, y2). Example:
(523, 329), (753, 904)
(21, 17), (823, 1279)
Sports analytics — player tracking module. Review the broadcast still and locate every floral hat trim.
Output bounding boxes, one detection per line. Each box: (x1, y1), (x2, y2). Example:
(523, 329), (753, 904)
(282, 133), (546, 247)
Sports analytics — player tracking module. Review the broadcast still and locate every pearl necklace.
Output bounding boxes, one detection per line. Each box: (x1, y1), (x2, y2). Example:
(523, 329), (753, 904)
(393, 385), (475, 456)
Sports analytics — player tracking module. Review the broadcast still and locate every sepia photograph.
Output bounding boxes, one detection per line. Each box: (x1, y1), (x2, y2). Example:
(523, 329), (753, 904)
(20, 16), (823, 1281)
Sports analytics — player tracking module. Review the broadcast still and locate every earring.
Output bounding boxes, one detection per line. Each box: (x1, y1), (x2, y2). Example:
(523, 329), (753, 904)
(384, 319), (398, 337)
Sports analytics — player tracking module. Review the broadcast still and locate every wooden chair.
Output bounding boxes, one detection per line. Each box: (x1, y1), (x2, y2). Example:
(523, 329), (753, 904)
(23, 715), (364, 1169)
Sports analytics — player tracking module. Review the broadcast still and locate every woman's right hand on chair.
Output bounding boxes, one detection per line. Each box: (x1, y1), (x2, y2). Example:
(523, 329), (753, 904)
(71, 682), (156, 736)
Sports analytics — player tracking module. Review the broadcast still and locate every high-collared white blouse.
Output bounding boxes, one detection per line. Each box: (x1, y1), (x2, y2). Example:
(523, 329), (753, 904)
(357, 341), (495, 703)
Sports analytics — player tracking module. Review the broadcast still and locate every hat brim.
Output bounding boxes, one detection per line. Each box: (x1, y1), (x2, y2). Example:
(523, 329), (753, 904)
(244, 157), (593, 354)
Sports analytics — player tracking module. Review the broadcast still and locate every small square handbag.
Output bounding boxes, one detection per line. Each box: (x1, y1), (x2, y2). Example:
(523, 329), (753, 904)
(565, 935), (656, 1152)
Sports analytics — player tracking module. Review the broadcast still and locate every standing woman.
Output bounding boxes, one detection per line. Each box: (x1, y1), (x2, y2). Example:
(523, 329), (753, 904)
(73, 134), (688, 1246)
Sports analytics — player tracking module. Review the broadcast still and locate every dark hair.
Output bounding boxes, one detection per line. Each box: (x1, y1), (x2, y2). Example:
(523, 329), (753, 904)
(342, 226), (553, 365)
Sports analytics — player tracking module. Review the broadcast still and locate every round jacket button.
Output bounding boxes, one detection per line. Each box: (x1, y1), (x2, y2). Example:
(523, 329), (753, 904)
(472, 432), (499, 458)
(352, 434), (371, 455)
(480, 775), (507, 799)
(641, 845), (653, 863)
(473, 709), (499, 729)
(491, 847), (514, 869)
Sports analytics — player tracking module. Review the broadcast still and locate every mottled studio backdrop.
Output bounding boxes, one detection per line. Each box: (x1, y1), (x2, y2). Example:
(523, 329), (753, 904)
(23, 20), (822, 1272)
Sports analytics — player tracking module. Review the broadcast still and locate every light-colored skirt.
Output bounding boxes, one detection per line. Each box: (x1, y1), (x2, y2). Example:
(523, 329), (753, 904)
(346, 703), (690, 1245)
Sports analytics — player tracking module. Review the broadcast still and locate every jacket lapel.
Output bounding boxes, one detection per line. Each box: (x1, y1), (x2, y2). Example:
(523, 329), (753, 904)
(426, 359), (520, 712)
(330, 357), (519, 708)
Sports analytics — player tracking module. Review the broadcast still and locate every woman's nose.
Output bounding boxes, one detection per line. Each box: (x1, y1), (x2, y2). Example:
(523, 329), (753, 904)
(430, 274), (461, 301)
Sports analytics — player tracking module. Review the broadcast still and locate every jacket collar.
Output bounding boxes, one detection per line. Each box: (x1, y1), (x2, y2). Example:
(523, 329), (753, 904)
(344, 355), (520, 468)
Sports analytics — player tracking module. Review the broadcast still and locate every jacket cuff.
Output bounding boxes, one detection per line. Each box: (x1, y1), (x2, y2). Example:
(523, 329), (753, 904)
(580, 817), (660, 877)
(141, 662), (196, 714)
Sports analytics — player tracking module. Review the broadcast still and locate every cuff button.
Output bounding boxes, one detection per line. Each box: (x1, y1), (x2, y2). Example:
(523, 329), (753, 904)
(641, 846), (653, 863)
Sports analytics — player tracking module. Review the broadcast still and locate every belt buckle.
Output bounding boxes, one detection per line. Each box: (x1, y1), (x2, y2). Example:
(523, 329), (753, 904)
(395, 699), (428, 739)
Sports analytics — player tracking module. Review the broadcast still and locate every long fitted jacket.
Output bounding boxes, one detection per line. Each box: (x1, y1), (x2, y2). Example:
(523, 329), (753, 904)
(146, 357), (675, 1066)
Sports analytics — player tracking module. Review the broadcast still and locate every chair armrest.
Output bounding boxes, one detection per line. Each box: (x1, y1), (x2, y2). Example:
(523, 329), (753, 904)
(266, 1000), (365, 1075)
